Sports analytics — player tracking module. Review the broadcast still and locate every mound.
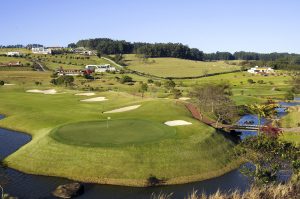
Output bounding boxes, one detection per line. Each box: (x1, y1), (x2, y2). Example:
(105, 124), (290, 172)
(51, 119), (176, 147)
(104, 105), (141, 113)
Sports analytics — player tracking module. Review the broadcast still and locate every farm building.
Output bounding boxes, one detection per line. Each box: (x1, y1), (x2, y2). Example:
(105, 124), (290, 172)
(85, 64), (116, 73)
(6, 52), (20, 56)
(247, 66), (274, 74)
(32, 47), (52, 54)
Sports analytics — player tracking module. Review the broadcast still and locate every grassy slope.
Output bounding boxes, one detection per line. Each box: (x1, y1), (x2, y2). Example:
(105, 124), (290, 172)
(124, 54), (241, 78)
(0, 84), (240, 186)
(29, 54), (115, 70)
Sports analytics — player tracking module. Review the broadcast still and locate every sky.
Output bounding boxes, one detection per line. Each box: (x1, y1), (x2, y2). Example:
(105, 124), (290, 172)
(1, 0), (300, 53)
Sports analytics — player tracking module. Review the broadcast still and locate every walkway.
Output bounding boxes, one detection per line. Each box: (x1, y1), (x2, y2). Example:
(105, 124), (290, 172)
(185, 103), (230, 129)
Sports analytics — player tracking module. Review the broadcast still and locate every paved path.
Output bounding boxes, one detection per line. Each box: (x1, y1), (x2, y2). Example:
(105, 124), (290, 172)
(36, 62), (46, 71)
(101, 57), (123, 68)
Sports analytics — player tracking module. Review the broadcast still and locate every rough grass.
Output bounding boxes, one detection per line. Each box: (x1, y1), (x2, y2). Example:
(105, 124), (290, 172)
(0, 85), (240, 186)
(280, 106), (300, 128)
(124, 54), (241, 78)
(150, 183), (300, 199)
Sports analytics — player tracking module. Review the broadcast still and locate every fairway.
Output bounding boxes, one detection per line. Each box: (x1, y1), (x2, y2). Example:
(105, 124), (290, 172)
(51, 119), (176, 147)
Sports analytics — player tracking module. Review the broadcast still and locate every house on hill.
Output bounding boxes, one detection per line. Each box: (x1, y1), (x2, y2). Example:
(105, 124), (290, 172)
(85, 64), (116, 73)
(6, 52), (20, 56)
(247, 66), (274, 74)
(32, 47), (52, 54)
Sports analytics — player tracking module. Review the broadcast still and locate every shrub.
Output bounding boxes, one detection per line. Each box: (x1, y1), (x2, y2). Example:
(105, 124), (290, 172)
(247, 79), (255, 84)
(154, 81), (161, 87)
(119, 75), (132, 84)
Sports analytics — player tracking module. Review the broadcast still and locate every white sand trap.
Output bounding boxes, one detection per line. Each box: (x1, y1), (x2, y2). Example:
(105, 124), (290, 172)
(104, 105), (141, 113)
(4, 83), (15, 86)
(164, 120), (192, 126)
(26, 89), (57, 94)
(179, 97), (191, 101)
(75, 92), (95, 96)
(81, 97), (108, 102)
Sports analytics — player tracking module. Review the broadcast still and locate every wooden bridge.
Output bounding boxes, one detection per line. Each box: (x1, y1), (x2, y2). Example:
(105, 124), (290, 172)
(184, 103), (264, 132)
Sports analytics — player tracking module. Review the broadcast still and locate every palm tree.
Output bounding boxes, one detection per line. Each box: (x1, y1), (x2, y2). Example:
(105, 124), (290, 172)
(246, 103), (277, 134)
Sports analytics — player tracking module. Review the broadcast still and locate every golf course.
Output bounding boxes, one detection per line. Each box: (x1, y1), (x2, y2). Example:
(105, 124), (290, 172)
(0, 78), (241, 186)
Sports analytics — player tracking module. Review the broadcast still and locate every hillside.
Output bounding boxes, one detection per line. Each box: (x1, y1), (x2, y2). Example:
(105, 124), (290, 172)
(124, 54), (242, 78)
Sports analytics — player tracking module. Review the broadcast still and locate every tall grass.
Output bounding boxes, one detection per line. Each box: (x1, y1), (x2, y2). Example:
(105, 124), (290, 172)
(153, 183), (300, 199)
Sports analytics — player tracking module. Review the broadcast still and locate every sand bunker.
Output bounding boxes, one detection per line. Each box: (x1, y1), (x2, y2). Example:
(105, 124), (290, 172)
(4, 83), (15, 86)
(179, 97), (191, 101)
(164, 120), (192, 126)
(104, 105), (141, 113)
(26, 89), (57, 94)
(81, 97), (108, 102)
(75, 92), (95, 96)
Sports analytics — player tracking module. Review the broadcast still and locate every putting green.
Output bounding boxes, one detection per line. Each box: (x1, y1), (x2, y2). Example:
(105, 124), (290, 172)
(51, 119), (176, 147)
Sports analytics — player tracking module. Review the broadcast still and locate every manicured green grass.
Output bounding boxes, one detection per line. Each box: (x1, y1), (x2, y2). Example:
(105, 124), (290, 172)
(51, 119), (176, 147)
(0, 83), (240, 186)
(124, 54), (241, 78)
(281, 132), (300, 146)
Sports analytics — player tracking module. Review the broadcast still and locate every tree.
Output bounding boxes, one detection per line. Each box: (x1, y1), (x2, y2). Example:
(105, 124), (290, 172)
(164, 79), (175, 90)
(171, 88), (182, 99)
(246, 103), (278, 134)
(0, 81), (4, 86)
(138, 82), (148, 98)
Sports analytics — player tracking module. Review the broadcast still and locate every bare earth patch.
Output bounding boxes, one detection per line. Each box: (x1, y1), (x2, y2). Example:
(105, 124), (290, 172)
(81, 97), (108, 102)
(104, 105), (141, 113)
(164, 120), (192, 126)
(26, 89), (57, 95)
(75, 92), (95, 96)
(179, 97), (191, 101)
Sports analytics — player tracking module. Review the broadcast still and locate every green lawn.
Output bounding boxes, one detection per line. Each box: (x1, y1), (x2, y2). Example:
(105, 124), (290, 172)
(0, 83), (240, 186)
(124, 54), (241, 78)
(51, 119), (176, 147)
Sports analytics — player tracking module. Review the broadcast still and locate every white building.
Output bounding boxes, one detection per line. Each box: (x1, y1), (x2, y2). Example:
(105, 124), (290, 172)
(6, 52), (20, 56)
(85, 64), (116, 73)
(32, 47), (52, 54)
(247, 66), (274, 74)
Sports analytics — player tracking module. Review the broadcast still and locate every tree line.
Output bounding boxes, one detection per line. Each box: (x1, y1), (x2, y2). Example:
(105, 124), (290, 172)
(73, 38), (204, 60)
